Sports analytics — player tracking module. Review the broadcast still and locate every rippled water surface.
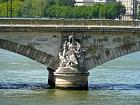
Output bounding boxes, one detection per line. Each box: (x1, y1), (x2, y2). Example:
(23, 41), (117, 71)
(0, 49), (140, 105)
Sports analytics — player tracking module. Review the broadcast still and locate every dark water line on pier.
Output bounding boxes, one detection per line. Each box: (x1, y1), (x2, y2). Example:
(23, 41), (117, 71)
(0, 83), (140, 91)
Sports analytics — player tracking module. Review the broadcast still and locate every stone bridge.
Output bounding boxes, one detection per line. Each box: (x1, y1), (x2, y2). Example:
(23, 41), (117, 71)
(0, 19), (140, 89)
(0, 31), (140, 71)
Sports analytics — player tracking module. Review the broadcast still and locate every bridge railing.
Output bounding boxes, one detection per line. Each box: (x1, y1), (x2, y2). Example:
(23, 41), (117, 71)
(0, 18), (139, 26)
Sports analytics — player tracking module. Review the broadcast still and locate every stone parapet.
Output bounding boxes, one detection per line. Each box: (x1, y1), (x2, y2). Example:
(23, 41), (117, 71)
(0, 25), (140, 33)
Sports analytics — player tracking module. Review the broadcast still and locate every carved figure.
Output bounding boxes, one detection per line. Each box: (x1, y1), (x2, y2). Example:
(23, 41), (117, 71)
(58, 35), (85, 70)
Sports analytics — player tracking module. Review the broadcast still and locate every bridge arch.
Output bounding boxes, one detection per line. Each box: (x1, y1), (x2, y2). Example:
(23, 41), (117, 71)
(85, 42), (140, 70)
(0, 39), (55, 69)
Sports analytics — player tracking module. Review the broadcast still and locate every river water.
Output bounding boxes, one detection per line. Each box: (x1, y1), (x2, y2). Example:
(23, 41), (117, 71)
(0, 49), (140, 105)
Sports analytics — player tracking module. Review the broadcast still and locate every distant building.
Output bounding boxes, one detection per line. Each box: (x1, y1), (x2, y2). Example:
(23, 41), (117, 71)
(121, 0), (136, 20)
(136, 0), (140, 19)
(75, 0), (116, 6)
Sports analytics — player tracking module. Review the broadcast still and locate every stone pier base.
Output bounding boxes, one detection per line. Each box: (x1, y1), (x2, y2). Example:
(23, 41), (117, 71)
(47, 67), (55, 89)
(54, 67), (89, 90)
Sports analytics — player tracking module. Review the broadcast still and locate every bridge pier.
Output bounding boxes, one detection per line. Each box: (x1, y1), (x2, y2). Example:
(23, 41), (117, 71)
(53, 35), (89, 90)
(47, 67), (89, 90)
(54, 68), (89, 90)
(47, 67), (55, 89)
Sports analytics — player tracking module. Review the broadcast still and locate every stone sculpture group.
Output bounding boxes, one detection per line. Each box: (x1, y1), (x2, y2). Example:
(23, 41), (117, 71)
(56, 35), (85, 73)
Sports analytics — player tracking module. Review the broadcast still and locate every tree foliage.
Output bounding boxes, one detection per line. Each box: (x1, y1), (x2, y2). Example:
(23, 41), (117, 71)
(45, 3), (126, 19)
(0, 0), (126, 19)
(0, 0), (23, 17)
(47, 0), (75, 6)
(57, 0), (75, 6)
(18, 0), (47, 17)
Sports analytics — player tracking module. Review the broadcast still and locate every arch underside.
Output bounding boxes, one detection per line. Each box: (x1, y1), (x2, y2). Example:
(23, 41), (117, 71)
(85, 42), (140, 70)
(0, 39), (59, 70)
(1, 38), (140, 71)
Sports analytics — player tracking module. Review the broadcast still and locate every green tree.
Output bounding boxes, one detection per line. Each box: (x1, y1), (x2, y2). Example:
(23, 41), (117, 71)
(0, 0), (23, 17)
(91, 4), (100, 18)
(0, 0), (7, 3)
(0, 0), (125, 19)
(18, 0), (47, 17)
(47, 0), (75, 6)
(99, 4), (106, 19)
(58, 0), (75, 6)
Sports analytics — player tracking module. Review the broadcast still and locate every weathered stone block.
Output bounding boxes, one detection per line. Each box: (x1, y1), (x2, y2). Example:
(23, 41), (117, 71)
(54, 69), (89, 90)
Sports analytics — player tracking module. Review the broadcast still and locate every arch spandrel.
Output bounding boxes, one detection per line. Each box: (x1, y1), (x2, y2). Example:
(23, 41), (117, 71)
(0, 38), (57, 70)
(0, 32), (62, 57)
(85, 42), (140, 71)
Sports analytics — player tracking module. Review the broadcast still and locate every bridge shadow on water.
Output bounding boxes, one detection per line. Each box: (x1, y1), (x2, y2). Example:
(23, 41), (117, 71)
(89, 84), (140, 90)
(0, 83), (140, 90)
(0, 82), (48, 90)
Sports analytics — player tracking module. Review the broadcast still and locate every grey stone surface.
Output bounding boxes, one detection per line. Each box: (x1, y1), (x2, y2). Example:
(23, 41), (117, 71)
(0, 29), (140, 89)
(56, 35), (86, 73)
(0, 32), (140, 71)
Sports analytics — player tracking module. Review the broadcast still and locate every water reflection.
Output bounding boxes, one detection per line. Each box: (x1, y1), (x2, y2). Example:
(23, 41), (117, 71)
(89, 84), (140, 90)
